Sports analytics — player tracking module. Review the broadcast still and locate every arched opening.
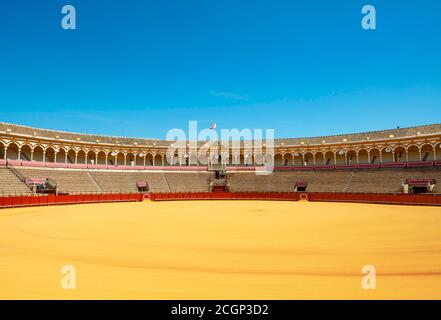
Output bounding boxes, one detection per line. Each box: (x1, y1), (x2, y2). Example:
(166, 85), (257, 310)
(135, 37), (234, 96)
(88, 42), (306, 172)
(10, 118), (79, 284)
(56, 148), (66, 163)
(114, 152), (125, 166)
(381, 146), (394, 163)
(196, 153), (207, 166)
(225, 153), (232, 166)
(254, 153), (264, 166)
(238, 154), (245, 166)
(154, 154), (164, 166)
(6, 143), (19, 160)
(66, 149), (76, 164)
(303, 152), (313, 166)
(293, 152), (303, 166)
(420, 144), (434, 161)
(85, 150), (96, 165)
(435, 143), (441, 161)
(407, 145), (420, 162)
(0, 142), (5, 160)
(314, 152), (325, 165)
(187, 153), (197, 166)
(243, 153), (252, 165)
(335, 150), (346, 165)
(274, 154), (284, 166)
(264, 154), (273, 165)
(346, 150), (357, 165)
(45, 147), (56, 163)
(20, 145), (32, 161)
(126, 152), (135, 166)
(208, 153), (218, 166)
(324, 151), (334, 165)
(144, 153), (153, 166)
(394, 146), (406, 162)
(227, 154), (235, 166)
(33, 146), (44, 162)
(357, 149), (368, 164)
(135, 153), (144, 166)
(164, 152), (179, 166)
(283, 153), (293, 166)
(96, 151), (107, 165)
(369, 148), (380, 164)
(181, 153), (189, 166)
(77, 150), (87, 164)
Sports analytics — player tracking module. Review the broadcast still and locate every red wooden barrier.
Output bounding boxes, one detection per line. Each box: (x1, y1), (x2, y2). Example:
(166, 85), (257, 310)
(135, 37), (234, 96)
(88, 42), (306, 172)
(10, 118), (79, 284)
(0, 193), (144, 209)
(1, 192), (441, 209)
(148, 191), (441, 206)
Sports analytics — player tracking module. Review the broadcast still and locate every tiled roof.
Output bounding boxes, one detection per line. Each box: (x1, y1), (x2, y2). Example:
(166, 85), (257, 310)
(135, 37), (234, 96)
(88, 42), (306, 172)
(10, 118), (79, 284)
(1, 122), (441, 147)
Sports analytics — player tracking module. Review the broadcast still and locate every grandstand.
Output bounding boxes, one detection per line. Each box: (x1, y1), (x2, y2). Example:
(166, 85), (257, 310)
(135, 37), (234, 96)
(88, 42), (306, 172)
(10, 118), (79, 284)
(1, 122), (441, 201)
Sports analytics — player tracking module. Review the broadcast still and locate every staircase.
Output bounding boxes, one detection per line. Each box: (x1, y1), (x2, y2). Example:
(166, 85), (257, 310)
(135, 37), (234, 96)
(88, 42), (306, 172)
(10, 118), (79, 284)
(343, 171), (356, 192)
(86, 171), (104, 192)
(0, 167), (33, 195)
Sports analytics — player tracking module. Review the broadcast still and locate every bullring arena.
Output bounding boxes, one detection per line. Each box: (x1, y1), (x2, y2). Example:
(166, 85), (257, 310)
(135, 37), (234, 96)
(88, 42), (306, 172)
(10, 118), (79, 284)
(1, 122), (441, 299)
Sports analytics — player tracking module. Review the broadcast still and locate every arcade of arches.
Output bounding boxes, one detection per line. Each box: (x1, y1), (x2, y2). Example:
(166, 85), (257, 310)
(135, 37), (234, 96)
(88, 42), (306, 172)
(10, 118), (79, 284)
(1, 140), (440, 167)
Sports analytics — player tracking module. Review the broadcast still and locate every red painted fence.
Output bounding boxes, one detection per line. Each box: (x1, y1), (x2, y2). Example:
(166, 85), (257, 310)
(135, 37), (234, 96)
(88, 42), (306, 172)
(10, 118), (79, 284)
(0, 193), (143, 209)
(148, 192), (441, 206)
(1, 192), (441, 209)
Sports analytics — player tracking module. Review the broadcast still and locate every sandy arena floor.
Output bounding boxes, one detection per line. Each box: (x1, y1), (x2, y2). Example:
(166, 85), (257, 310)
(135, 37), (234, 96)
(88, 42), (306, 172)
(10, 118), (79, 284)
(0, 200), (440, 299)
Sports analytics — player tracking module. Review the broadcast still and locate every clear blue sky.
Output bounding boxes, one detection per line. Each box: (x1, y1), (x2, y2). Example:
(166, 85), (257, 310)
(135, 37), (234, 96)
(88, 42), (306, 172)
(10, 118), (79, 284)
(0, 0), (440, 139)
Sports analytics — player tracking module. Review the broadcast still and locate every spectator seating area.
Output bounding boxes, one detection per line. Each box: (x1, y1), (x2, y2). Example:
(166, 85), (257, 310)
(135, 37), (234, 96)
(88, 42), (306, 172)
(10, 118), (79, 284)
(9, 167), (213, 194)
(0, 163), (440, 195)
(0, 167), (33, 195)
(227, 168), (441, 194)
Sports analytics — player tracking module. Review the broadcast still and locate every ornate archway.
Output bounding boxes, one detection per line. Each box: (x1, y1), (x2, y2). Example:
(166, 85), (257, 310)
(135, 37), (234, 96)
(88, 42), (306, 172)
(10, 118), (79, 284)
(381, 146), (394, 163)
(407, 145), (420, 162)
(33, 145), (44, 162)
(394, 146), (406, 162)
(20, 144), (32, 161)
(420, 144), (435, 161)
(314, 152), (325, 165)
(369, 148), (381, 164)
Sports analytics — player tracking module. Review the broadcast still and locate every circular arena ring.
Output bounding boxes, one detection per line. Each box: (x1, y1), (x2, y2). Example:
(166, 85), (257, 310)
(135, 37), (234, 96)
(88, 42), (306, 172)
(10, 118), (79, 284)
(1, 200), (441, 299)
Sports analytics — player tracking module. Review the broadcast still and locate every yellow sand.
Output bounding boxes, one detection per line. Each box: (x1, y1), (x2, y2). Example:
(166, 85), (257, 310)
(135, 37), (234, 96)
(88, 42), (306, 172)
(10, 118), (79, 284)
(0, 200), (440, 300)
